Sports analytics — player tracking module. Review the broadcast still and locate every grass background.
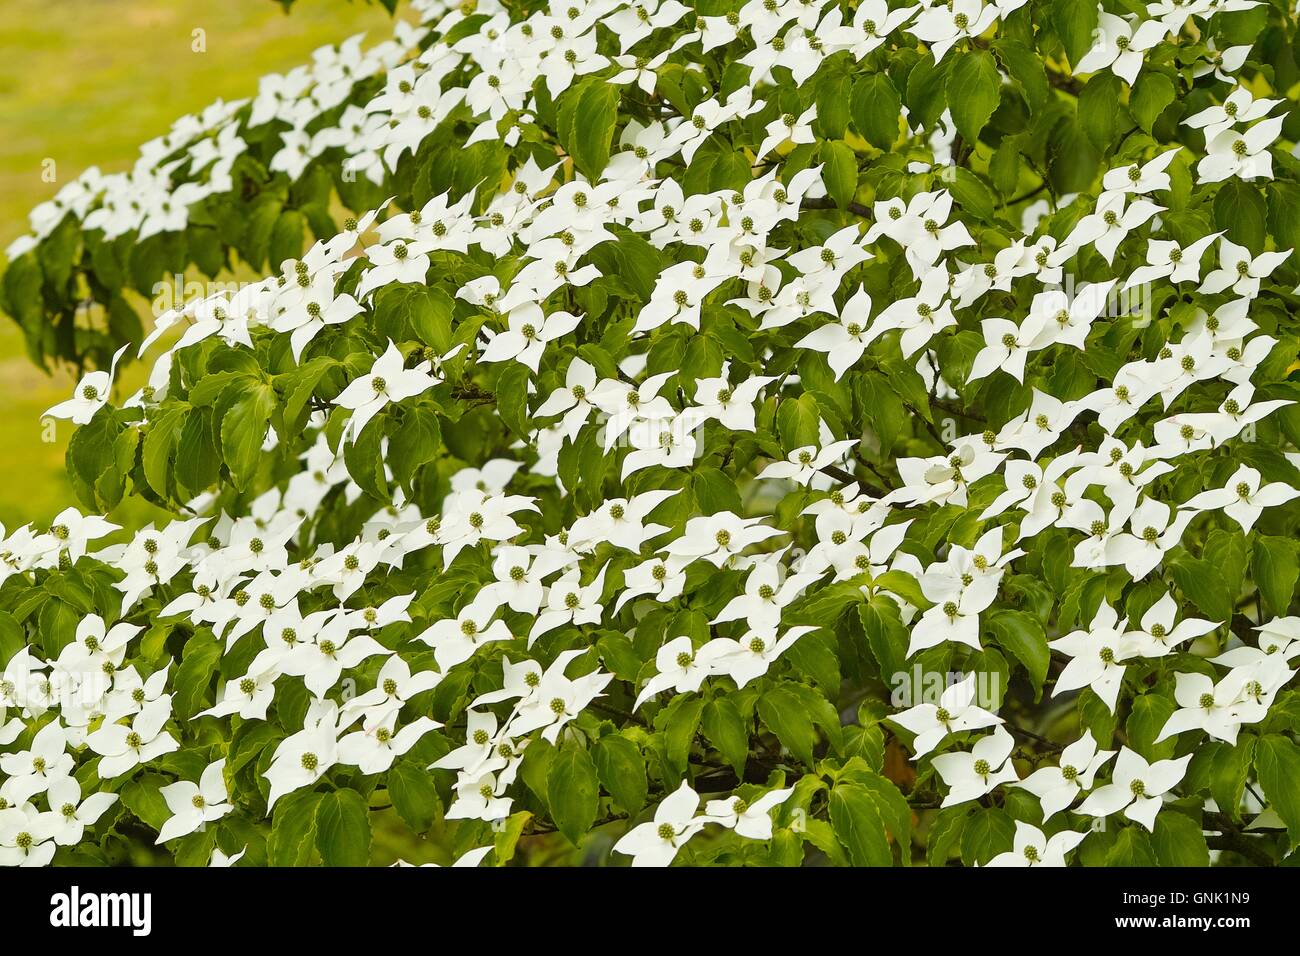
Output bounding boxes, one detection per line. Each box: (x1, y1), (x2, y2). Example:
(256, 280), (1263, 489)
(0, 0), (397, 531)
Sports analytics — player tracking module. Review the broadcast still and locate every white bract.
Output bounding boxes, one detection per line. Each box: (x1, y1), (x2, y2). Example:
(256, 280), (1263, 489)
(0, 0), (1297, 871)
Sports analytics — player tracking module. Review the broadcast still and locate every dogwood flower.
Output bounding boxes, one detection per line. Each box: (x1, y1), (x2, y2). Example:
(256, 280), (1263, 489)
(338, 712), (441, 773)
(985, 821), (1086, 867)
(1073, 13), (1168, 85)
(264, 703), (342, 809)
(705, 786), (795, 839)
(1120, 593), (1217, 659)
(1185, 464), (1300, 533)
(84, 698), (179, 779)
(612, 781), (707, 866)
(1050, 601), (1132, 713)
(757, 440), (857, 486)
(43, 344), (129, 424)
(933, 727), (1019, 807)
(704, 626), (817, 688)
(157, 759), (233, 843)
(890, 673), (1003, 759)
(1156, 670), (1259, 745)
(479, 304), (582, 373)
(44, 777), (118, 846)
(1076, 748), (1192, 830)
(1016, 734), (1115, 820)
(1198, 115), (1284, 183)
(1199, 239), (1290, 297)
(333, 341), (441, 437)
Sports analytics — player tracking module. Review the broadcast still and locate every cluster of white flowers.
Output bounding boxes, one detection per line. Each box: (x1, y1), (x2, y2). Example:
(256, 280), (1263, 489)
(3, 0), (1299, 868)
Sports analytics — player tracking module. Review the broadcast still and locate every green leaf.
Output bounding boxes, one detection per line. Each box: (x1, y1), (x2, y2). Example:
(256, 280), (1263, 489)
(856, 372), (905, 453)
(1078, 72), (1124, 153)
(776, 392), (821, 451)
(691, 466), (744, 515)
(389, 405), (442, 493)
(493, 811), (531, 865)
(850, 72), (901, 149)
(829, 783), (893, 866)
(821, 141), (859, 210)
(846, 769), (912, 865)
(1215, 181), (1267, 255)
(663, 694), (704, 773)
(1053, 0), (1100, 67)
(546, 742), (599, 846)
(121, 773), (172, 832)
(1268, 182), (1300, 256)
(1211, 736), (1256, 822)
(1106, 826), (1158, 866)
(267, 790), (324, 866)
(559, 79), (619, 180)
(758, 684), (818, 766)
(702, 697), (750, 776)
(314, 788), (372, 866)
(1253, 536), (1299, 617)
(1256, 734), (1300, 849)
(1130, 72), (1175, 133)
(387, 760), (440, 833)
(994, 39), (1048, 113)
(142, 406), (185, 500)
(593, 734), (647, 814)
(926, 806), (968, 866)
(859, 596), (909, 679)
(175, 408), (220, 498)
(947, 50), (1000, 145)
(1152, 812), (1210, 867)
(1167, 554), (1233, 624)
(269, 209), (306, 270)
(905, 54), (952, 130)
(343, 412), (389, 501)
(984, 609), (1049, 698)
(219, 381), (275, 491)
(1125, 693), (1177, 761)
(960, 808), (1014, 866)
(172, 631), (222, 719)
(495, 362), (531, 441)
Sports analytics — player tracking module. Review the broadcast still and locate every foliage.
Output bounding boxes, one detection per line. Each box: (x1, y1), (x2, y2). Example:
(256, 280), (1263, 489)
(1, 0), (1300, 867)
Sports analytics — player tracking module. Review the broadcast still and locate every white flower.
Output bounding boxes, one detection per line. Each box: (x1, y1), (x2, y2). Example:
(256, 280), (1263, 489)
(1119, 593), (1217, 659)
(890, 673), (1003, 759)
(985, 821), (1086, 867)
(45, 777), (118, 846)
(479, 304), (582, 373)
(1016, 735), (1114, 820)
(1197, 115), (1283, 183)
(932, 727), (1019, 807)
(333, 341), (441, 437)
(1049, 601), (1131, 713)
(612, 781), (706, 866)
(1073, 13), (1168, 85)
(1075, 747), (1192, 830)
(84, 698), (179, 779)
(1155, 670), (1262, 745)
(757, 440), (857, 486)
(1199, 239), (1290, 297)
(157, 759), (233, 843)
(704, 786), (795, 839)
(44, 345), (129, 424)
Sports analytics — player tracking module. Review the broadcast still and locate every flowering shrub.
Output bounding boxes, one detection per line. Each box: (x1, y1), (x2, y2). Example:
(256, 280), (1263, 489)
(2, 0), (1300, 868)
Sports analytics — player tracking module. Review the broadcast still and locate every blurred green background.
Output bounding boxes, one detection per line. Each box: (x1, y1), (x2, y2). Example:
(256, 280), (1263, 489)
(0, 0), (395, 531)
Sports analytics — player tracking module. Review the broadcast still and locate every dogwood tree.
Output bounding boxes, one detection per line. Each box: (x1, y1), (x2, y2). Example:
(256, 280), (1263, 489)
(1, 0), (1300, 867)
